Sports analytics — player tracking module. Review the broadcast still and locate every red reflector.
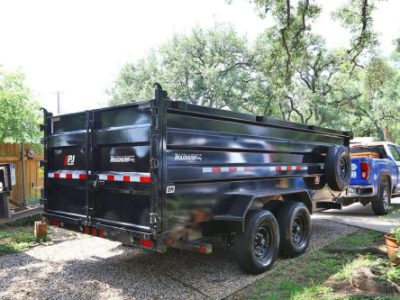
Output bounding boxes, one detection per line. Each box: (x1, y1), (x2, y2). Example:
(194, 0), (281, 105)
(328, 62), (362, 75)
(199, 245), (207, 253)
(123, 175), (130, 182)
(212, 167), (221, 173)
(140, 239), (154, 248)
(50, 220), (60, 226)
(166, 239), (174, 246)
(91, 228), (97, 236)
(99, 230), (106, 238)
(244, 166), (252, 172)
(296, 165), (302, 171)
(276, 166), (282, 172)
(229, 167), (237, 172)
(361, 162), (370, 179)
(79, 174), (87, 180)
(83, 226), (89, 234)
(140, 176), (151, 183)
(66, 173), (73, 179)
(286, 166), (292, 171)
(312, 176), (320, 185)
(107, 175), (115, 181)
(54, 173), (60, 179)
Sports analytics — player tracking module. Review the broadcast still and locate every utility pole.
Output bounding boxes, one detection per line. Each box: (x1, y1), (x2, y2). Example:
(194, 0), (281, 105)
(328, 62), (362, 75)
(56, 91), (61, 115)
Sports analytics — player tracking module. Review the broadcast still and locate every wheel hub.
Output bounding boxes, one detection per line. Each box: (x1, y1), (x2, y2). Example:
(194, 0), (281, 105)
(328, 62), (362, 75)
(254, 227), (271, 258)
(292, 216), (305, 245)
(339, 156), (348, 181)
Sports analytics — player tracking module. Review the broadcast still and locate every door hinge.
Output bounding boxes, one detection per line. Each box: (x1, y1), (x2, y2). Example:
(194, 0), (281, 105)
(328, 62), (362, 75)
(85, 207), (94, 215)
(150, 158), (159, 169)
(149, 213), (158, 225)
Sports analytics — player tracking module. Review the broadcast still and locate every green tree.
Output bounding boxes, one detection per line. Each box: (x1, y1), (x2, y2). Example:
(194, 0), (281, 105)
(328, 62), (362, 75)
(109, 0), (393, 142)
(108, 25), (254, 110)
(108, 53), (159, 105)
(345, 58), (400, 141)
(248, 0), (379, 126)
(0, 67), (41, 143)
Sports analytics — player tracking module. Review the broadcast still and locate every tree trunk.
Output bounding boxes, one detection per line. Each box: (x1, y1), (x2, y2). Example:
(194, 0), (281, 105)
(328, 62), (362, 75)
(383, 126), (392, 142)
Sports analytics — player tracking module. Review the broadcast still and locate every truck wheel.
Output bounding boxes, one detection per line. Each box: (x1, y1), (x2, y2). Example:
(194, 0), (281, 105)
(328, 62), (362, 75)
(325, 146), (351, 191)
(234, 210), (279, 274)
(276, 201), (311, 257)
(371, 177), (391, 215)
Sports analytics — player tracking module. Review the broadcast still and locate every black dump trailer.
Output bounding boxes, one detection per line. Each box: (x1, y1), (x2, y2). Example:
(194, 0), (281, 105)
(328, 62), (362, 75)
(41, 85), (352, 274)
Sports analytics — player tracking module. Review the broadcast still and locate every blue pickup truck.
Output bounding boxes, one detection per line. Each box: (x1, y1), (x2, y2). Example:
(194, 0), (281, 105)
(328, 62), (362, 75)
(335, 142), (400, 215)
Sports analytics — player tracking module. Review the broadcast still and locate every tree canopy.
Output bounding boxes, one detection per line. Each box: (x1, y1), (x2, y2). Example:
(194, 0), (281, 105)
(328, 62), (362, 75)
(108, 0), (400, 143)
(0, 67), (41, 143)
(108, 24), (254, 111)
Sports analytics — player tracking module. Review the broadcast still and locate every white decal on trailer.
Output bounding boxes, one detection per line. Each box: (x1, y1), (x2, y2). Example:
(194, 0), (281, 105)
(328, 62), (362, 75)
(166, 186), (175, 194)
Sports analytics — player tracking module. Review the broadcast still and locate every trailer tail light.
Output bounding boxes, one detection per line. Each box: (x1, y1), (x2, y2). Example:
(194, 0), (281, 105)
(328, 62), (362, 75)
(50, 219), (60, 227)
(140, 239), (154, 248)
(361, 162), (370, 179)
(199, 245), (207, 253)
(140, 176), (151, 183)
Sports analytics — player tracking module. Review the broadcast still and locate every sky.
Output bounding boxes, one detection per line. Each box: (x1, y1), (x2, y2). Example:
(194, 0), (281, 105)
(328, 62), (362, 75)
(0, 0), (399, 115)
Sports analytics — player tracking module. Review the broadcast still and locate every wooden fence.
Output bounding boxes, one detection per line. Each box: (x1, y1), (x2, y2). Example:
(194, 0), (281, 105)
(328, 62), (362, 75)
(0, 143), (43, 206)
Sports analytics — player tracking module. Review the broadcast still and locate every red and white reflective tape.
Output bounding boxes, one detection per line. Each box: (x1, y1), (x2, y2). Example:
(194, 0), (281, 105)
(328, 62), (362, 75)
(275, 165), (308, 172)
(202, 165), (308, 174)
(48, 170), (88, 180)
(97, 172), (151, 183)
(202, 166), (253, 173)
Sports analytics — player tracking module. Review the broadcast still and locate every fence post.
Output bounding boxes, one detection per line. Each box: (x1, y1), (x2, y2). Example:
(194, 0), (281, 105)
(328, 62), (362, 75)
(20, 143), (26, 206)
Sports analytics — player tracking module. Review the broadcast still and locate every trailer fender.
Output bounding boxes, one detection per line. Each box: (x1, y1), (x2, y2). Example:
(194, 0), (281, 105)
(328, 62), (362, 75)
(212, 188), (312, 230)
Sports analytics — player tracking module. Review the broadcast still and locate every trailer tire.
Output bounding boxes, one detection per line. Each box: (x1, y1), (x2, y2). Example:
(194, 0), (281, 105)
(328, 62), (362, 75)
(371, 177), (391, 216)
(234, 210), (279, 274)
(276, 201), (311, 257)
(325, 146), (351, 191)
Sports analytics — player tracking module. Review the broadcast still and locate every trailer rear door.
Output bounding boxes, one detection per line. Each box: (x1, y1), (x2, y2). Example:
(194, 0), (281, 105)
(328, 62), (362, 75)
(91, 105), (152, 231)
(46, 104), (153, 232)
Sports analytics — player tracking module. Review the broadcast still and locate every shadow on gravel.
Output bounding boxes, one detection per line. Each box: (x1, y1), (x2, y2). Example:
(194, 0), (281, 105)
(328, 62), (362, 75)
(2, 240), (242, 299)
(319, 199), (400, 217)
(0, 219), (359, 299)
(0, 252), (43, 292)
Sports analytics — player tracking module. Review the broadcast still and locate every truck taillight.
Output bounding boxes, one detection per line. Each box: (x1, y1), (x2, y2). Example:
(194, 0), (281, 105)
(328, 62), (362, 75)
(140, 239), (154, 248)
(361, 162), (370, 179)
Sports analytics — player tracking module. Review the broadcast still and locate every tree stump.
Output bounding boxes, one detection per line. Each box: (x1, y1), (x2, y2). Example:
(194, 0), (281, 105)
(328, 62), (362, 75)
(34, 221), (48, 239)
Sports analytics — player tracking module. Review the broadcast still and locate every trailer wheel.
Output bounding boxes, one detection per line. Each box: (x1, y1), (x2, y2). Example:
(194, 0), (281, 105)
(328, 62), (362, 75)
(371, 177), (391, 215)
(234, 210), (279, 274)
(276, 201), (311, 257)
(325, 146), (351, 191)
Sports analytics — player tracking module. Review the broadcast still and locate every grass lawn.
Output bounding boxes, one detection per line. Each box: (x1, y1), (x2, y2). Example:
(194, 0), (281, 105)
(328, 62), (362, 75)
(234, 229), (398, 300)
(0, 215), (49, 256)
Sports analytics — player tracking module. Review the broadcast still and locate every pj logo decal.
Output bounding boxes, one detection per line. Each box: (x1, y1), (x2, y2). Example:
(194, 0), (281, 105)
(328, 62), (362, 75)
(64, 155), (75, 166)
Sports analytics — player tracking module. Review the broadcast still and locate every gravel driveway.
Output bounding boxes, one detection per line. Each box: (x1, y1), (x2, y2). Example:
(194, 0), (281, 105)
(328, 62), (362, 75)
(0, 218), (357, 300)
